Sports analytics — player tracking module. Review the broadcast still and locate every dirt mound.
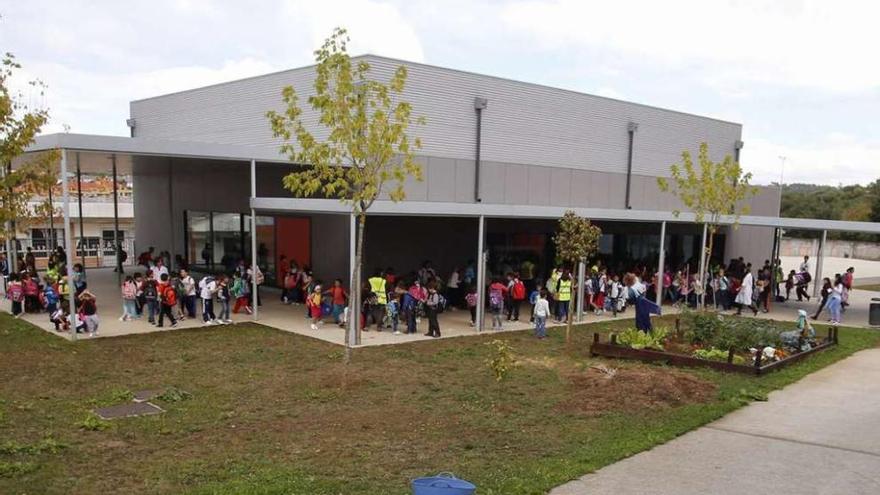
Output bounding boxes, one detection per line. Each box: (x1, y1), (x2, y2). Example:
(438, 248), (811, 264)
(559, 366), (717, 416)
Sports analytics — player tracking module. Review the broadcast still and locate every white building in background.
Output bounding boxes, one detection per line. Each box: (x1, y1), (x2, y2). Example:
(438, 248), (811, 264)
(7, 176), (135, 269)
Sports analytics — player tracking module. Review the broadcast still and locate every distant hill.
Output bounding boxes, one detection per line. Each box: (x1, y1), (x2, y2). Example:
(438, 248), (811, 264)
(781, 179), (880, 241)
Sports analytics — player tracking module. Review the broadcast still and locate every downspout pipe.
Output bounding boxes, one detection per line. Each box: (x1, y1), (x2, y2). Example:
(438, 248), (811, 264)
(624, 122), (638, 209)
(473, 97), (488, 203)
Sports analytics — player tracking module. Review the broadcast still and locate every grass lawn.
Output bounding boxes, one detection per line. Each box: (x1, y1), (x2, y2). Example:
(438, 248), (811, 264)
(855, 283), (880, 291)
(1, 313), (878, 494)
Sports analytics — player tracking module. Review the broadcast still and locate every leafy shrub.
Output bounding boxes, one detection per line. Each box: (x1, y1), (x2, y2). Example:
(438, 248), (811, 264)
(680, 312), (781, 351)
(692, 347), (746, 365)
(616, 327), (668, 351)
(157, 387), (192, 403)
(485, 339), (516, 382)
(76, 412), (110, 431)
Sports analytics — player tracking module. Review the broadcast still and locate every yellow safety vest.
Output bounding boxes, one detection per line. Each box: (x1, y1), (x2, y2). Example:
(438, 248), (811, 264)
(557, 279), (572, 301)
(368, 277), (387, 305)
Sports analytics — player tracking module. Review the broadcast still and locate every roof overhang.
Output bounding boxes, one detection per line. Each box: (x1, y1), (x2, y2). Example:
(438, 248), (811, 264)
(20, 133), (290, 174)
(251, 197), (880, 235)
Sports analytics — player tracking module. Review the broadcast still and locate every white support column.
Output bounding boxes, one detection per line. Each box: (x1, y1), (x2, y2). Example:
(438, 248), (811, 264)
(111, 155), (121, 284)
(476, 215), (485, 332)
(576, 259), (586, 322)
(813, 229), (827, 298)
(348, 212), (358, 347)
(656, 221), (666, 307)
(61, 150), (77, 338)
(167, 159), (176, 271)
(698, 223), (708, 306)
(250, 159), (258, 320)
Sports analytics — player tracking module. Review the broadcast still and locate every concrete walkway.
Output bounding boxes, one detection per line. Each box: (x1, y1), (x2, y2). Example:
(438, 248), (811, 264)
(550, 348), (880, 495)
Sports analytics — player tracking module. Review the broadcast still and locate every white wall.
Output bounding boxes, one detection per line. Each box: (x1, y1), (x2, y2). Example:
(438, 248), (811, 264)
(130, 55), (742, 179)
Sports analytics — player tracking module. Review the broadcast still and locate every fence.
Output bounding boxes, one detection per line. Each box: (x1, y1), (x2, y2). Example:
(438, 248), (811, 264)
(781, 238), (880, 261)
(2, 237), (137, 269)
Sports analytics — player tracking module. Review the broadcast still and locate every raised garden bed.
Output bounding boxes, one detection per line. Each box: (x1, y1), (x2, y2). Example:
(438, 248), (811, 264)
(591, 318), (838, 376)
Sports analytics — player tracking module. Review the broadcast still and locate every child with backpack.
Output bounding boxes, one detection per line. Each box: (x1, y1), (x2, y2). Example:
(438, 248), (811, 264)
(78, 289), (99, 337)
(533, 288), (551, 339)
(465, 285), (478, 327)
(216, 275), (232, 324)
(156, 273), (178, 328)
(7, 274), (24, 317)
(120, 275), (139, 321)
(528, 283), (541, 323)
(405, 280), (427, 334)
(307, 284), (323, 330)
(327, 279), (348, 327)
(50, 302), (70, 332)
(143, 275), (159, 325)
(231, 272), (251, 315)
(23, 274), (39, 313)
(508, 273), (526, 321)
(488, 278), (507, 330)
(607, 273), (623, 317)
(42, 279), (59, 316)
(199, 275), (218, 324)
(425, 280), (442, 338)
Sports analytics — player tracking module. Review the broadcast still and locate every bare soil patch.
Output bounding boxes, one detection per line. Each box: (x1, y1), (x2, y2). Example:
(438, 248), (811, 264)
(560, 366), (717, 416)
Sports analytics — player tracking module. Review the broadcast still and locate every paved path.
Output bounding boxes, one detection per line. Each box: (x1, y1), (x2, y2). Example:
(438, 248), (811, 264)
(551, 348), (880, 495)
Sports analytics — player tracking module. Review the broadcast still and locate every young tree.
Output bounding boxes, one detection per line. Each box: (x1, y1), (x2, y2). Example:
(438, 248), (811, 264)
(267, 28), (423, 350)
(1, 53), (58, 265)
(657, 142), (758, 306)
(552, 210), (601, 344)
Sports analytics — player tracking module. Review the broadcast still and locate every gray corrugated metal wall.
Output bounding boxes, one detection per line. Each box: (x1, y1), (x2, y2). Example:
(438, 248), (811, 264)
(129, 55), (742, 179)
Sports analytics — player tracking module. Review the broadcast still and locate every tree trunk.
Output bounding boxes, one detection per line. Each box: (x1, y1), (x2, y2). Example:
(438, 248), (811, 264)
(345, 212), (367, 363)
(704, 231), (715, 311)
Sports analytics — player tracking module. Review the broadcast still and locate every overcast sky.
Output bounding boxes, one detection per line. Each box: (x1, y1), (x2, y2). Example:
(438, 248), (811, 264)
(3, 0), (879, 186)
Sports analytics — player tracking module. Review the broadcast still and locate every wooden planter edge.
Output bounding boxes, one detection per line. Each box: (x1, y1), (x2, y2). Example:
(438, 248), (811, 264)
(590, 328), (837, 376)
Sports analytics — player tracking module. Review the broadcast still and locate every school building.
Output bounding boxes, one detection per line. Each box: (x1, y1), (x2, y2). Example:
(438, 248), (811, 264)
(21, 55), (880, 340)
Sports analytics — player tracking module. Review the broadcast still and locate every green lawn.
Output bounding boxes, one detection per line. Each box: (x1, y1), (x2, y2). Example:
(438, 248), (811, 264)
(1, 313), (878, 495)
(855, 283), (880, 291)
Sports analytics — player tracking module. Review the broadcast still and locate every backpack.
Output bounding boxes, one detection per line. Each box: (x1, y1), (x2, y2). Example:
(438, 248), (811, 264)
(465, 292), (477, 308)
(489, 289), (503, 310)
(7, 284), (23, 303)
(511, 280), (526, 300)
(402, 292), (416, 311)
(44, 286), (59, 306)
(435, 294), (448, 313)
(528, 290), (539, 305)
(162, 284), (177, 306)
(253, 267), (265, 285)
(284, 273), (297, 289)
(144, 282), (158, 300)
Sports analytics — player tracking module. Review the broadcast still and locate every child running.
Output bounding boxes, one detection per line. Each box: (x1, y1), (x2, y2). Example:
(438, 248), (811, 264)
(533, 289), (550, 339)
(307, 284), (323, 330)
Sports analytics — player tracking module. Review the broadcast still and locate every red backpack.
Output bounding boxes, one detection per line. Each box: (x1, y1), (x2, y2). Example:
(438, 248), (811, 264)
(511, 280), (526, 300)
(162, 284), (177, 306)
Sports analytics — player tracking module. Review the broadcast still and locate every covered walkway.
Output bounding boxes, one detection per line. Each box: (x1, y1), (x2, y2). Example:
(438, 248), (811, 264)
(12, 133), (880, 346)
(3, 266), (875, 346)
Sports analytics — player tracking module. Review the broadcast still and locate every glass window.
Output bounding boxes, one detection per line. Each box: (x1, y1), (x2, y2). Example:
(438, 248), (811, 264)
(212, 213), (244, 272)
(187, 211), (212, 269)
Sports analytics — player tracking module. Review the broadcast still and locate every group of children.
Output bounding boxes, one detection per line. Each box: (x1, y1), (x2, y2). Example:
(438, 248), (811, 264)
(119, 263), (264, 328)
(5, 261), (99, 336)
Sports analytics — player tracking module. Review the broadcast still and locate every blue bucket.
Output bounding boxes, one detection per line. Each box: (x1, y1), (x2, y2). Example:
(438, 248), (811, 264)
(412, 473), (476, 495)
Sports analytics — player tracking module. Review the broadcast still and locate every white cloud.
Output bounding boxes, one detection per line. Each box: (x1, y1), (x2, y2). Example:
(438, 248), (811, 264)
(284, 0), (425, 62)
(16, 58), (280, 135)
(501, 0), (880, 92)
(744, 133), (880, 186)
